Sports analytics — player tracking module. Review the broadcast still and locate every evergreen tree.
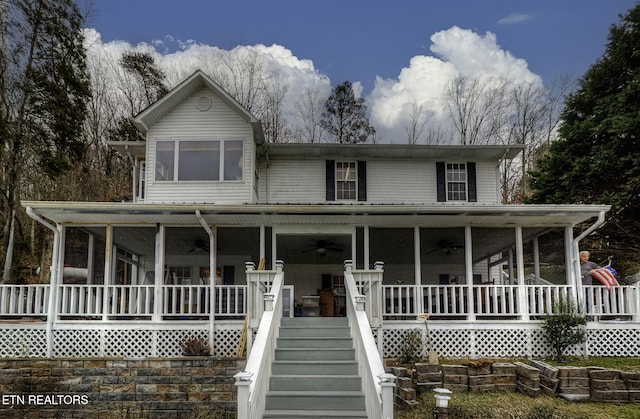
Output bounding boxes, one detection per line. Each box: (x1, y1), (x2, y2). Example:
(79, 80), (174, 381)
(0, 0), (90, 278)
(321, 81), (375, 143)
(528, 4), (640, 275)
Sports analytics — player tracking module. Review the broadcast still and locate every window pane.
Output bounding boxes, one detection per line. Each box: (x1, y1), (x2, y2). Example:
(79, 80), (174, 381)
(178, 141), (220, 180)
(224, 140), (243, 180)
(336, 161), (357, 200)
(155, 141), (175, 181)
(446, 163), (467, 201)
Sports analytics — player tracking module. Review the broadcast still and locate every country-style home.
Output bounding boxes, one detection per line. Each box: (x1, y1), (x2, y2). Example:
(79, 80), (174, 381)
(4, 70), (639, 417)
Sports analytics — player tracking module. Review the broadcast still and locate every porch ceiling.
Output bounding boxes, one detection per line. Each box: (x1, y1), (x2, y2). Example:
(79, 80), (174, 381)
(23, 201), (610, 228)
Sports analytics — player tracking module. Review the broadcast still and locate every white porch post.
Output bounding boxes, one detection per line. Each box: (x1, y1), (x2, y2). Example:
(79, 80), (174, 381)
(533, 236), (540, 285)
(102, 225), (113, 322)
(153, 224), (165, 322)
(566, 225), (580, 306)
(364, 225), (370, 269)
(87, 233), (95, 284)
(515, 226), (529, 321)
(508, 249), (514, 284)
(48, 224), (63, 357)
(414, 226), (423, 315)
(465, 226), (475, 322)
(259, 225), (266, 262)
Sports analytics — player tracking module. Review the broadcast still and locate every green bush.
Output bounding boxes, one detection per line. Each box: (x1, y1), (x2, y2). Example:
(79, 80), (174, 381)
(398, 329), (422, 364)
(541, 297), (587, 362)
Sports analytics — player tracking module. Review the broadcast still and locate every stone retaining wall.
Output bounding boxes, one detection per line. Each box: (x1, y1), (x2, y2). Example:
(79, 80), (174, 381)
(387, 360), (640, 406)
(0, 358), (245, 418)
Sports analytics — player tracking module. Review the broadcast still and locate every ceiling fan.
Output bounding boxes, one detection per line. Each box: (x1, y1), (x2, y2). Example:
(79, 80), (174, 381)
(425, 239), (464, 256)
(188, 238), (210, 253)
(302, 239), (343, 256)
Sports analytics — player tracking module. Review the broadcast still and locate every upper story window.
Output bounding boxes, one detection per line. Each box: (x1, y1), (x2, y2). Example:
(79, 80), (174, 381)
(326, 160), (367, 202)
(446, 163), (467, 201)
(436, 161), (477, 203)
(336, 161), (357, 200)
(155, 139), (243, 181)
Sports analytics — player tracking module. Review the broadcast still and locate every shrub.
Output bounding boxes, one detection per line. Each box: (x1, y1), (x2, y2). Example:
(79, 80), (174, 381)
(398, 329), (422, 364)
(179, 337), (211, 356)
(541, 297), (587, 362)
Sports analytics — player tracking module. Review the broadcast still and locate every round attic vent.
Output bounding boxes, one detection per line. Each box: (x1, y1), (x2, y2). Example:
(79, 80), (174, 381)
(196, 96), (212, 111)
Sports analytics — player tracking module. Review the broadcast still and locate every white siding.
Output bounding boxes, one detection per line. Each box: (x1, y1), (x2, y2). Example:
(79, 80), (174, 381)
(366, 161), (434, 204)
(144, 88), (256, 204)
(259, 158), (500, 205)
(475, 161), (498, 204)
(262, 160), (326, 203)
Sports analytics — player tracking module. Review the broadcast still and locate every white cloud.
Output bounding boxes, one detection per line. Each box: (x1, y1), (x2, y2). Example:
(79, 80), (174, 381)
(368, 26), (542, 143)
(498, 13), (534, 25)
(84, 26), (543, 145)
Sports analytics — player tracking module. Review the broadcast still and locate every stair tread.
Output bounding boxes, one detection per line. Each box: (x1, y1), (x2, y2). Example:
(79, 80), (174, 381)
(263, 409), (367, 416)
(267, 390), (364, 396)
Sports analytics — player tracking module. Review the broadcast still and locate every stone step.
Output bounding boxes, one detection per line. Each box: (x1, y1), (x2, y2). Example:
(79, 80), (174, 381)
(271, 360), (358, 376)
(275, 347), (355, 361)
(279, 326), (351, 337)
(269, 374), (361, 392)
(265, 390), (366, 411)
(276, 337), (353, 348)
(281, 317), (348, 327)
(263, 409), (367, 419)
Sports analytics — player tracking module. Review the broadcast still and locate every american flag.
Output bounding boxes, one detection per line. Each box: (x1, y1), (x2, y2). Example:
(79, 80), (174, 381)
(591, 266), (620, 290)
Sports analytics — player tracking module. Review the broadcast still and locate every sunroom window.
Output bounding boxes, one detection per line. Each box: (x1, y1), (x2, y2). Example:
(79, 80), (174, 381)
(155, 140), (243, 181)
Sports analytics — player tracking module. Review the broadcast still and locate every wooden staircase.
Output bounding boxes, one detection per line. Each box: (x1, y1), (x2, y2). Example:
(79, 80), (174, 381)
(263, 317), (367, 419)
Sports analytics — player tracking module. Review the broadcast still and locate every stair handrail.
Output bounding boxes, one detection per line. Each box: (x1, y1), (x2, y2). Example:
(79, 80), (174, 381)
(235, 261), (284, 419)
(344, 262), (395, 419)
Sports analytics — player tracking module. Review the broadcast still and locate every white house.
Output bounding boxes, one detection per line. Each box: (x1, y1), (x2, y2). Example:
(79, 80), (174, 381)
(4, 69), (639, 416)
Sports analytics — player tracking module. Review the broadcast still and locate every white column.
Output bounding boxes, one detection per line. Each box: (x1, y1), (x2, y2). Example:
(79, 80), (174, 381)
(102, 225), (113, 322)
(153, 224), (165, 322)
(533, 236), (540, 285)
(465, 226), (475, 322)
(515, 226), (529, 321)
(87, 233), (95, 284)
(364, 225), (370, 270)
(414, 226), (421, 286)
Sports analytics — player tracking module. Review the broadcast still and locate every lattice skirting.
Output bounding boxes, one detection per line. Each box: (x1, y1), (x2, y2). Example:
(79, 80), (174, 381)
(0, 328), (48, 357)
(2, 323), (640, 358)
(381, 325), (640, 359)
(51, 328), (242, 358)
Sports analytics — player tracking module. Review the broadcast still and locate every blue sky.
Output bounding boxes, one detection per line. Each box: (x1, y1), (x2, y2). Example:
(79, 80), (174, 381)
(85, 0), (635, 92)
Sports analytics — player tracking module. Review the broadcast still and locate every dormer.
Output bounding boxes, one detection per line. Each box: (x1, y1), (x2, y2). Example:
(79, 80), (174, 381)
(110, 70), (265, 204)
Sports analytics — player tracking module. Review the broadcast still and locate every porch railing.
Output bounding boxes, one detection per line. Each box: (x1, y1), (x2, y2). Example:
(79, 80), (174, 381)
(345, 263), (395, 419)
(382, 284), (640, 320)
(4, 283), (638, 322)
(0, 284), (246, 320)
(235, 261), (284, 419)
(0, 284), (50, 317)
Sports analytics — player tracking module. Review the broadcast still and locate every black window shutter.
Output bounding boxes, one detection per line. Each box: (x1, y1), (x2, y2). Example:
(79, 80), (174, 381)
(436, 162), (446, 202)
(467, 162), (477, 202)
(357, 161), (367, 201)
(326, 160), (335, 201)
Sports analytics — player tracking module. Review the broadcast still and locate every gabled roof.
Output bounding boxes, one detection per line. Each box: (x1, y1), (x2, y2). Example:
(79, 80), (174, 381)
(132, 69), (265, 143)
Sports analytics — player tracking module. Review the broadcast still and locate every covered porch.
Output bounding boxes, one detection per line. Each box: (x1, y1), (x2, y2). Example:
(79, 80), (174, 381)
(3, 201), (636, 358)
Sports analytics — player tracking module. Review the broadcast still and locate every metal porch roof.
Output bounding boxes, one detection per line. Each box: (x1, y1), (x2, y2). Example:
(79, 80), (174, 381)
(22, 201), (610, 228)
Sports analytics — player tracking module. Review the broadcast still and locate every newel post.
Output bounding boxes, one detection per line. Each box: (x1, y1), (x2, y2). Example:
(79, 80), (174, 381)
(234, 371), (252, 419)
(379, 373), (396, 419)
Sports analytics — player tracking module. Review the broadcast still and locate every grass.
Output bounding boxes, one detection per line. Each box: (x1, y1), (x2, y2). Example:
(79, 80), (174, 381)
(394, 357), (640, 419)
(396, 391), (640, 419)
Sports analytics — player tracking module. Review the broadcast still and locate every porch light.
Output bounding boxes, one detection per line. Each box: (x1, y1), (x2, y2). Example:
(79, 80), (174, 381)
(433, 387), (452, 408)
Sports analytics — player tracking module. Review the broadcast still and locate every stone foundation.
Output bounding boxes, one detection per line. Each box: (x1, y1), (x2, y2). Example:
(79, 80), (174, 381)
(0, 358), (245, 418)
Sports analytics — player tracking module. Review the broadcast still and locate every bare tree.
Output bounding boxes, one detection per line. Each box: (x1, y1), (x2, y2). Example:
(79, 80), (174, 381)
(293, 88), (327, 143)
(405, 102), (431, 144)
(446, 75), (509, 145)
